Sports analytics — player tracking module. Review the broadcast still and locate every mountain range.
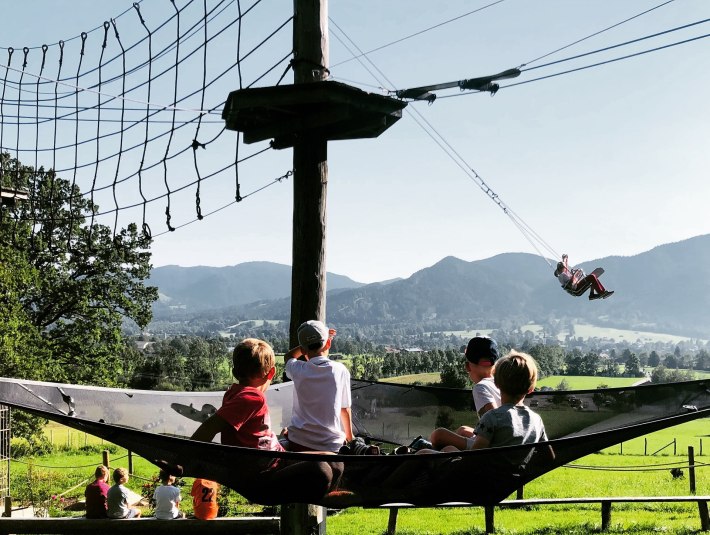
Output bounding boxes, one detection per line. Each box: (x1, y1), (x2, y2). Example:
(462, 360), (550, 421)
(149, 234), (710, 337)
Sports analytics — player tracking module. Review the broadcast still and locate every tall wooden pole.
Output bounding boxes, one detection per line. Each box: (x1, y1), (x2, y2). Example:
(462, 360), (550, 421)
(289, 0), (329, 347)
(283, 1), (329, 534)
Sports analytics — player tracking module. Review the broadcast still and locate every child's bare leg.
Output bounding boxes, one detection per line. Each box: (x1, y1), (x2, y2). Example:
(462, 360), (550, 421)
(454, 426), (474, 438)
(430, 428), (468, 450)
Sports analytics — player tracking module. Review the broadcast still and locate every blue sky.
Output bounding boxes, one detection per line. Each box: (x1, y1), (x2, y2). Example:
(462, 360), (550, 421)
(2, 1), (709, 283)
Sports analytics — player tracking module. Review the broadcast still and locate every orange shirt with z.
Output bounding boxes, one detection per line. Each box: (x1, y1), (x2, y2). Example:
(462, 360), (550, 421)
(191, 478), (219, 520)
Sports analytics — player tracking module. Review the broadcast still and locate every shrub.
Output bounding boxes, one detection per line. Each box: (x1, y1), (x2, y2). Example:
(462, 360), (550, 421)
(10, 436), (52, 458)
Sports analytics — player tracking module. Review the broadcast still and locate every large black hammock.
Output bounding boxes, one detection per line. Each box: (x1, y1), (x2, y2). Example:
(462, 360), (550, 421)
(0, 377), (707, 507)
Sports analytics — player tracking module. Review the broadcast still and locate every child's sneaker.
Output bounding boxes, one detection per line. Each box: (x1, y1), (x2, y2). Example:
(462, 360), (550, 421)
(408, 435), (433, 451)
(346, 437), (380, 455)
(602, 290), (614, 299)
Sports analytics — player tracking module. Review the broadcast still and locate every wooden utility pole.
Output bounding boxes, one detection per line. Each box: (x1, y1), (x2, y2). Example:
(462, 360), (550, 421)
(289, 0), (330, 346)
(222, 1), (402, 531)
(283, 1), (329, 534)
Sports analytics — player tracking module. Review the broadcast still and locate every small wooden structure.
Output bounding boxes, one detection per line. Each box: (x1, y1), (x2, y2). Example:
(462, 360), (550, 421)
(222, 81), (406, 149)
(0, 187), (29, 208)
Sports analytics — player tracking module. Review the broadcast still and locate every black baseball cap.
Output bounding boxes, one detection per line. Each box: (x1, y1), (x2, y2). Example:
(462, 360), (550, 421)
(465, 336), (499, 366)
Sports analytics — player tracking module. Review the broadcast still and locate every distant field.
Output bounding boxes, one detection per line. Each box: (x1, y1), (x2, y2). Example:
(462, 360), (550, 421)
(536, 376), (641, 389)
(218, 319), (281, 337)
(379, 373), (709, 390)
(439, 323), (706, 345)
(43, 422), (105, 448)
(565, 323), (708, 344)
(382, 374), (644, 389)
(380, 373), (441, 385)
(439, 328), (496, 339)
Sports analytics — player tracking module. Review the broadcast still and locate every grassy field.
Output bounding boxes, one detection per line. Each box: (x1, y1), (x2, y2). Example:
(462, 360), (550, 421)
(567, 323), (708, 344)
(440, 323), (707, 345)
(380, 373), (442, 385)
(43, 422), (105, 448)
(536, 375), (641, 389)
(382, 373), (710, 389)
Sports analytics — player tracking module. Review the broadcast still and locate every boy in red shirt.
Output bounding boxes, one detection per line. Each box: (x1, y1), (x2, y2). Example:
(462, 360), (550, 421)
(191, 338), (282, 451)
(189, 337), (340, 504)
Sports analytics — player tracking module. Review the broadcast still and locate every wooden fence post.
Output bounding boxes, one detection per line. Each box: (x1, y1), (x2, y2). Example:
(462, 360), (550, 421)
(484, 505), (495, 533)
(2, 496), (10, 517)
(102, 450), (110, 469)
(688, 446), (696, 494)
(601, 501), (612, 530)
(386, 508), (399, 535)
(699, 500), (709, 531)
(128, 451), (133, 475)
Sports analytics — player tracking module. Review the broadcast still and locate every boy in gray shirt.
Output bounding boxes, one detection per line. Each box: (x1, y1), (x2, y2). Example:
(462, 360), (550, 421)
(471, 351), (547, 450)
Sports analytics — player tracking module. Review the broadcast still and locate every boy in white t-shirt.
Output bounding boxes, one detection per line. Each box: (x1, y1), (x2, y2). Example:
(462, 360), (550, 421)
(153, 469), (184, 519)
(283, 320), (354, 453)
(427, 336), (502, 451)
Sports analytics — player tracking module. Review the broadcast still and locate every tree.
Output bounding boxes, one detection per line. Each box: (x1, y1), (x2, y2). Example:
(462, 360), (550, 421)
(556, 379), (570, 391)
(651, 365), (695, 384)
(663, 354), (679, 369)
(565, 349), (584, 376)
(439, 361), (469, 389)
(648, 351), (660, 367)
(602, 361), (619, 377)
(529, 345), (565, 378)
(581, 351), (601, 376)
(0, 247), (53, 380)
(0, 153), (158, 386)
(695, 349), (709, 371)
(624, 353), (642, 377)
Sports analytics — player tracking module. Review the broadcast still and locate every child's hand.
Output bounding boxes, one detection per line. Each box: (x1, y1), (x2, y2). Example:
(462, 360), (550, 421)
(328, 329), (336, 339)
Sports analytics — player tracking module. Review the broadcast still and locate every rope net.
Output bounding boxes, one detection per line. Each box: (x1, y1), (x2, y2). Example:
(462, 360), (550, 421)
(0, 0), (293, 244)
(1, 376), (708, 507)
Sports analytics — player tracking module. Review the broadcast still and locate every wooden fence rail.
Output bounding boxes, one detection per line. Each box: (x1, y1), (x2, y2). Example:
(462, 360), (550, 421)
(0, 516), (280, 534)
(377, 495), (710, 534)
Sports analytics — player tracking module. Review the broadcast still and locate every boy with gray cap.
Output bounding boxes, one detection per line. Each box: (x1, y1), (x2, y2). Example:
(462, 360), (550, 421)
(283, 320), (354, 452)
(428, 336), (501, 450)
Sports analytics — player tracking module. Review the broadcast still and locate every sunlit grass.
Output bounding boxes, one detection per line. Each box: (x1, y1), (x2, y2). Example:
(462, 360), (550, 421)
(328, 452), (709, 534)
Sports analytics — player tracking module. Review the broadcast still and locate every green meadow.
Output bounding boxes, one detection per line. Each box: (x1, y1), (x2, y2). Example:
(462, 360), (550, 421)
(328, 419), (710, 534)
(536, 376), (640, 389)
(441, 322), (708, 345)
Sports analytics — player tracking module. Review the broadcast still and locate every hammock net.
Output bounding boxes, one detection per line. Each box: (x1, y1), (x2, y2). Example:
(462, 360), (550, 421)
(0, 376), (707, 507)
